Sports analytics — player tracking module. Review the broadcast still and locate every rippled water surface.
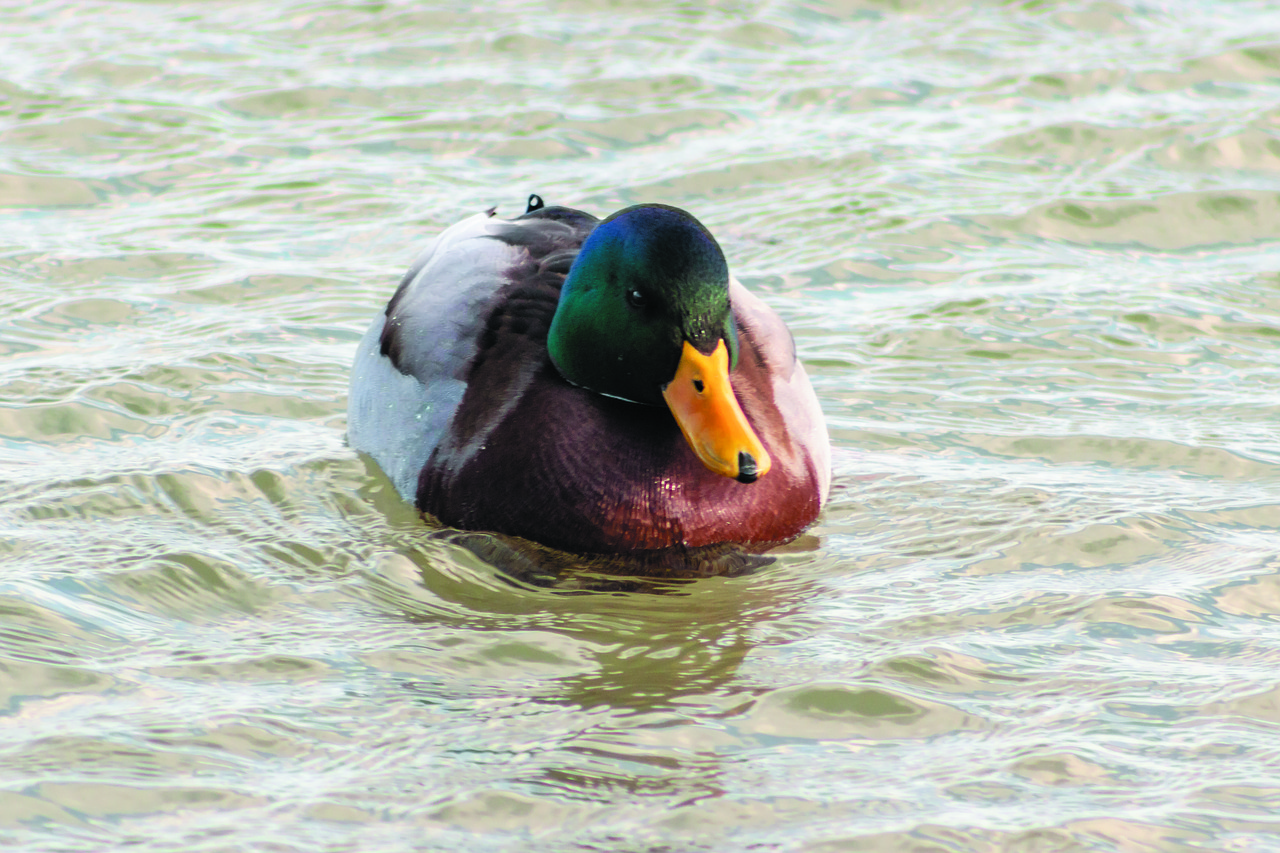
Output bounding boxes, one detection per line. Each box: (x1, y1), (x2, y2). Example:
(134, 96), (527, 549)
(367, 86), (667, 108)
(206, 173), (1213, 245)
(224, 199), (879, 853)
(6, 1), (1280, 850)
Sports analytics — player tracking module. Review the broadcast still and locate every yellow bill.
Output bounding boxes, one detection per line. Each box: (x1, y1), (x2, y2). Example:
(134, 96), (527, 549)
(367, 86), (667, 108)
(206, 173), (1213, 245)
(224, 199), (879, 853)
(662, 340), (771, 483)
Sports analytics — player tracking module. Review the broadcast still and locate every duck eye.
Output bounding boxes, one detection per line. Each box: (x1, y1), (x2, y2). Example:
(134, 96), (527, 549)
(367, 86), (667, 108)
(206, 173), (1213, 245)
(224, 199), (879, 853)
(626, 289), (647, 309)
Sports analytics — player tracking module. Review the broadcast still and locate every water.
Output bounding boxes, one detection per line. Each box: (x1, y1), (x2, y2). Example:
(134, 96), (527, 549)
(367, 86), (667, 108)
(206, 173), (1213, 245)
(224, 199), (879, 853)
(4, 0), (1280, 849)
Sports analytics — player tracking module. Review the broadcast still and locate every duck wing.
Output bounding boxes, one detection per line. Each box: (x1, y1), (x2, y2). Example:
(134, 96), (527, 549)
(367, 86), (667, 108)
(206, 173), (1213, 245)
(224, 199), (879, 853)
(347, 206), (596, 502)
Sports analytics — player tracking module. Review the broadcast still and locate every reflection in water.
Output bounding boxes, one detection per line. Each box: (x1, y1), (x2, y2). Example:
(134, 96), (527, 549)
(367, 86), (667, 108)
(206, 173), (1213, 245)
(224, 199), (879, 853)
(442, 530), (780, 588)
(373, 529), (819, 712)
(359, 527), (828, 825)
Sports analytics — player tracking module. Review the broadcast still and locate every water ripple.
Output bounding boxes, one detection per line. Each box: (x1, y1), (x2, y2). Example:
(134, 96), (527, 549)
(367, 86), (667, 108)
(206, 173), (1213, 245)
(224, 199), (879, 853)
(6, 0), (1280, 850)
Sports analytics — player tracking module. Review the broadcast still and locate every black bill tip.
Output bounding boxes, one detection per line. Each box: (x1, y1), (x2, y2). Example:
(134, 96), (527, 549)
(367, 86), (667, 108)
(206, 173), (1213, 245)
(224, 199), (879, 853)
(735, 451), (759, 484)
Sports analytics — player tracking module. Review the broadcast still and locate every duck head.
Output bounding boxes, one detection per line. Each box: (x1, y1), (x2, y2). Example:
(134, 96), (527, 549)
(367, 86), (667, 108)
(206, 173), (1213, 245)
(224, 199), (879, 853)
(547, 204), (771, 483)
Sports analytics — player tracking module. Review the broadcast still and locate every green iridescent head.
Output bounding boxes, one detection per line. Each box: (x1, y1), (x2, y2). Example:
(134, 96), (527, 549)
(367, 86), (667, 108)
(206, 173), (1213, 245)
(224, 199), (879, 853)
(547, 204), (738, 405)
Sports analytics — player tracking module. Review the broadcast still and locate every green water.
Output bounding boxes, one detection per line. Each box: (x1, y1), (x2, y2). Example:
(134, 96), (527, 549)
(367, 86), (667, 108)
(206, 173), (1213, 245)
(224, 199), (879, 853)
(5, 0), (1280, 850)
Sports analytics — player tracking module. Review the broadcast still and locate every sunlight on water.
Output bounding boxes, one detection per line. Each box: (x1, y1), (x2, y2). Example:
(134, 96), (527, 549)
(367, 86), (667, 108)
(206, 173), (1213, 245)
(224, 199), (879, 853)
(4, 0), (1280, 850)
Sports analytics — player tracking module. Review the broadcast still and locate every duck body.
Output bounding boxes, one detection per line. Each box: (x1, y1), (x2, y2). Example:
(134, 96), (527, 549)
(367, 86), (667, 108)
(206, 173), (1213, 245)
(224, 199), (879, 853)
(348, 200), (830, 554)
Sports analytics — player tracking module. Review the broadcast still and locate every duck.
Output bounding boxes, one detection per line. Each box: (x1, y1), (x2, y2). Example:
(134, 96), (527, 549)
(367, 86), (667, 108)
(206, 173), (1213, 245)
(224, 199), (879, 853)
(347, 195), (831, 555)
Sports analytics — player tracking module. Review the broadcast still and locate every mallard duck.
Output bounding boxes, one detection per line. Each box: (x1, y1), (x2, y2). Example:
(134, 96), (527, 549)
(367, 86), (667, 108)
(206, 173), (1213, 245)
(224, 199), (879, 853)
(347, 196), (830, 554)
